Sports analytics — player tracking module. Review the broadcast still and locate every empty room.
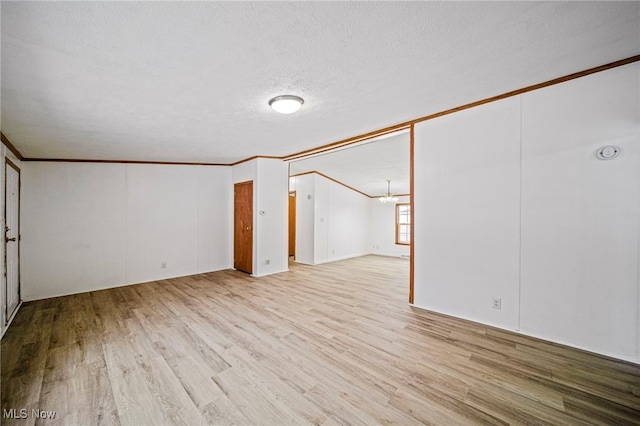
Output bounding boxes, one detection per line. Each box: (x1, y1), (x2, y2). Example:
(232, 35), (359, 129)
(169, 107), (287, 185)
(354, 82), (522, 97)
(1, 2), (639, 425)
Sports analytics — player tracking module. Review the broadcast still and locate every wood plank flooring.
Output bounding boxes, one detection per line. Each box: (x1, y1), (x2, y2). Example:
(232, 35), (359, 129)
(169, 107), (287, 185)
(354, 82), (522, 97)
(2, 255), (640, 425)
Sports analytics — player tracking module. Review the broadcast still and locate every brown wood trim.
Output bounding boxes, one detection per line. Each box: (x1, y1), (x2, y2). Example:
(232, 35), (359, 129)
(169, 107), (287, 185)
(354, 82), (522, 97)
(412, 55), (640, 125)
(10, 56), (639, 171)
(290, 171), (372, 199)
(4, 157), (20, 172)
(288, 190), (296, 259)
(291, 171), (412, 199)
(409, 125), (415, 305)
(5, 157), (20, 174)
(285, 54), (640, 164)
(284, 126), (410, 162)
(289, 171), (316, 178)
(317, 171), (374, 199)
(19, 155), (284, 167)
(1, 133), (24, 161)
(231, 155), (284, 166)
(21, 158), (230, 166)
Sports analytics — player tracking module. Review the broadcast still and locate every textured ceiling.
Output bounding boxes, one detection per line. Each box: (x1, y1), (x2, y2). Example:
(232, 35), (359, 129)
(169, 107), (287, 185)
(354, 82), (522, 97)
(1, 2), (639, 163)
(290, 131), (410, 196)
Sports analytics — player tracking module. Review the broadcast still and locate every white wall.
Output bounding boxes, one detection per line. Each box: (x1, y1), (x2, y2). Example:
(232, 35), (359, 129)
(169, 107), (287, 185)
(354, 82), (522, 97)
(255, 158), (289, 276)
(290, 175), (315, 264)
(127, 165), (196, 284)
(369, 195), (411, 258)
(292, 172), (370, 265)
(232, 159), (256, 184)
(23, 163), (127, 299)
(318, 174), (370, 263)
(414, 96), (522, 331)
(197, 166), (234, 273)
(313, 175), (330, 263)
(413, 63), (639, 363)
(231, 158), (289, 277)
(21, 162), (232, 300)
(519, 64), (639, 360)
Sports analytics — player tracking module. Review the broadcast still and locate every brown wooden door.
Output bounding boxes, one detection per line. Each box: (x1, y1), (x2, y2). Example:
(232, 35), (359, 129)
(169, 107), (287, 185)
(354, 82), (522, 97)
(288, 192), (296, 257)
(234, 181), (253, 274)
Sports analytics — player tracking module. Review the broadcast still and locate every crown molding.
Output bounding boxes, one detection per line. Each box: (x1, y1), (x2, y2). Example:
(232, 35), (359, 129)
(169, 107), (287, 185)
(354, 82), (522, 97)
(6, 55), (639, 166)
(285, 54), (640, 163)
(1, 133), (24, 160)
(291, 170), (411, 199)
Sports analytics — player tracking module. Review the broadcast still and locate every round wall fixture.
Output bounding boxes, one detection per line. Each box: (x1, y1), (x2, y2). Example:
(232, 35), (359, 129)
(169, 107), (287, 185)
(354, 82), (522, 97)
(268, 95), (304, 114)
(596, 145), (620, 160)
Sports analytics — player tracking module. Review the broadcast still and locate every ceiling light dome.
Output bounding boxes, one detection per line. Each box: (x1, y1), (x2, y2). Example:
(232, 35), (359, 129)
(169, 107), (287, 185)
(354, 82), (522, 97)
(269, 95), (304, 114)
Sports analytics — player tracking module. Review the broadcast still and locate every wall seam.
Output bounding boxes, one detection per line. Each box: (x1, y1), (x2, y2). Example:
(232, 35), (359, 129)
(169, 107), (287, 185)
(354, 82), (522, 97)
(196, 167), (199, 274)
(517, 95), (523, 332)
(637, 72), (640, 361)
(124, 165), (129, 284)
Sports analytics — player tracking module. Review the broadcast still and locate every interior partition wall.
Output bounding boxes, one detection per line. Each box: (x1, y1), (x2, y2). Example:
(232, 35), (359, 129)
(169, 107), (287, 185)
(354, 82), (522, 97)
(413, 62), (639, 363)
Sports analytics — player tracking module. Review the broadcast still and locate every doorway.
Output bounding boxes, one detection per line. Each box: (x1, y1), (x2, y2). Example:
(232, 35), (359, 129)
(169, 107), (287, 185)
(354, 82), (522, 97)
(234, 181), (253, 274)
(288, 191), (296, 258)
(4, 158), (20, 324)
(287, 129), (412, 299)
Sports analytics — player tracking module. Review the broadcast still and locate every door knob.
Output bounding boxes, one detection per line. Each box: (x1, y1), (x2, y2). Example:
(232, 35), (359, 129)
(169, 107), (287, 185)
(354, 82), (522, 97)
(246, 226), (252, 231)
(5, 237), (16, 243)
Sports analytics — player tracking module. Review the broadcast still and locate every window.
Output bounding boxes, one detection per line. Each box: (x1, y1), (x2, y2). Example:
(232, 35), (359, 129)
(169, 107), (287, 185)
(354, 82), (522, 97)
(396, 203), (410, 245)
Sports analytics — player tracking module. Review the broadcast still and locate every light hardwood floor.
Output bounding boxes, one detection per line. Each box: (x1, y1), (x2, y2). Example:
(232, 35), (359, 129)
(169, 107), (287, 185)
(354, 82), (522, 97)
(2, 255), (640, 425)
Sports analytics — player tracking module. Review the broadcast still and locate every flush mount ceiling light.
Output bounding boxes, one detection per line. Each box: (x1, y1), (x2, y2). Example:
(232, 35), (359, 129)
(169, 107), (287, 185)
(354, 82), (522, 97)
(268, 95), (304, 114)
(379, 180), (399, 203)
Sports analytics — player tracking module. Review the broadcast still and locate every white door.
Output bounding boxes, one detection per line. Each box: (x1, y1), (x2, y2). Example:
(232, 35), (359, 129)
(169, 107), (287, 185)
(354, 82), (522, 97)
(5, 159), (20, 323)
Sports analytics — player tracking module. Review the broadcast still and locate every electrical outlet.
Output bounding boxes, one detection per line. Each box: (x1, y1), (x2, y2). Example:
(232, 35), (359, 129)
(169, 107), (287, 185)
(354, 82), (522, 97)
(161, 262), (167, 269)
(491, 297), (501, 310)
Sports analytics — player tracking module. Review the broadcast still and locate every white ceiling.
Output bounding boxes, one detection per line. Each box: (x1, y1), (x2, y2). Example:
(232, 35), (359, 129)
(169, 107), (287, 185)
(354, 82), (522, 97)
(1, 2), (639, 164)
